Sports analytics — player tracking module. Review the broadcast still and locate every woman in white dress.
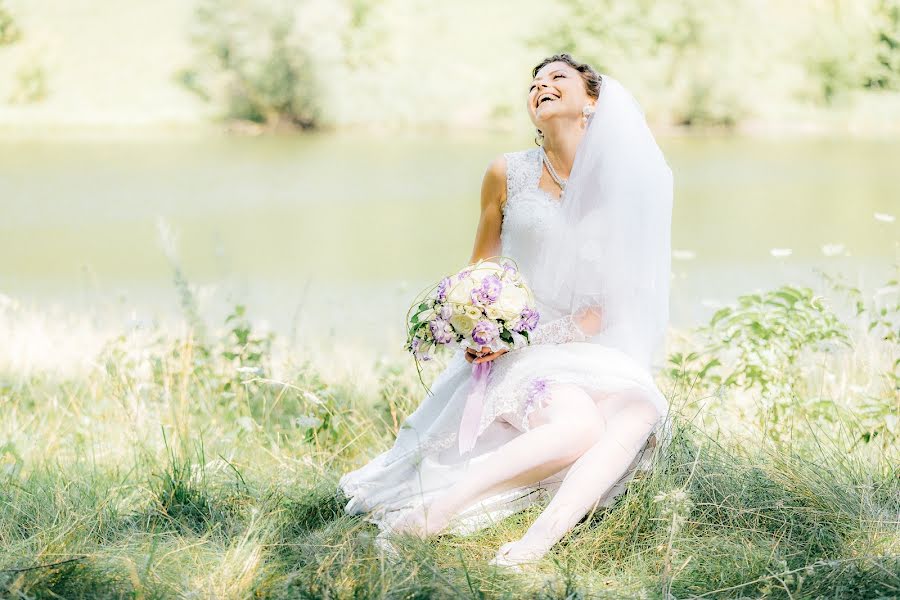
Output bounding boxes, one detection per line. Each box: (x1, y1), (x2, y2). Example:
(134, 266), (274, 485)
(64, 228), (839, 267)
(339, 53), (674, 567)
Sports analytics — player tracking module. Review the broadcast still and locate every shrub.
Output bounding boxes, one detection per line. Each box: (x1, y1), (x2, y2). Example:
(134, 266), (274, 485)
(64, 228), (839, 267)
(178, 0), (322, 129)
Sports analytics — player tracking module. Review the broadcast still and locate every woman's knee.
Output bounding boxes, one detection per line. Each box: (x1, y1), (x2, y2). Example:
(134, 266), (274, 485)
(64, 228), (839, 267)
(596, 388), (660, 424)
(606, 393), (662, 453)
(530, 383), (598, 422)
(528, 384), (604, 449)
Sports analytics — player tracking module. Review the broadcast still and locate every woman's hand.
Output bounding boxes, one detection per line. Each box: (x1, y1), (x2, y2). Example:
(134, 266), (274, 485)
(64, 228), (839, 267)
(465, 345), (508, 364)
(574, 305), (604, 336)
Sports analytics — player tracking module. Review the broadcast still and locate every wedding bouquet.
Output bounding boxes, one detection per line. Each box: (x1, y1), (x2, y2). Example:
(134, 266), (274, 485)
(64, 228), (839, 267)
(405, 257), (540, 363)
(404, 257), (541, 454)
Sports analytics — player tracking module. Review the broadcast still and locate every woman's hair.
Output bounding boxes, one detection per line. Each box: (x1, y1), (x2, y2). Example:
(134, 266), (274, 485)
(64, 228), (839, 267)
(531, 53), (602, 100)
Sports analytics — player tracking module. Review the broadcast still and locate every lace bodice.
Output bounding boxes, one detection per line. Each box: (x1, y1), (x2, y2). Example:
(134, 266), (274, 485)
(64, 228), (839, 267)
(500, 148), (585, 345)
(500, 148), (560, 275)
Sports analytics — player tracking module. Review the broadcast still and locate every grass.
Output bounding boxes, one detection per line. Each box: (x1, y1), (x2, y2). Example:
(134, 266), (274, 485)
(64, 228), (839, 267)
(0, 276), (897, 598)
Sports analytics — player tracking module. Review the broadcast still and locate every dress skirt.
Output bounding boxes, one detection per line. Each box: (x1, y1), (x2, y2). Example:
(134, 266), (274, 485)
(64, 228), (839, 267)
(338, 340), (671, 543)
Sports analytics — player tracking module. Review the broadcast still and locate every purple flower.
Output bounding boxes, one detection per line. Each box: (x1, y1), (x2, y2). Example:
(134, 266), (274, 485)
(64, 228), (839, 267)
(471, 319), (500, 346)
(411, 336), (433, 361)
(435, 277), (451, 302)
(429, 318), (454, 344)
(470, 274), (503, 306)
(439, 303), (453, 320)
(513, 306), (540, 332)
(502, 262), (517, 276)
(523, 377), (550, 415)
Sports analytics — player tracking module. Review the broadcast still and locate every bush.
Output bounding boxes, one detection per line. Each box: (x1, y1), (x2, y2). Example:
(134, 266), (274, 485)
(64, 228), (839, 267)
(178, 0), (322, 129)
(0, 1), (20, 47)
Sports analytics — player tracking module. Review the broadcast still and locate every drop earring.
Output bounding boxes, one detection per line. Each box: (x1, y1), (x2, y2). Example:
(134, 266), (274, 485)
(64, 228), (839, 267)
(534, 128), (543, 147)
(582, 104), (595, 125)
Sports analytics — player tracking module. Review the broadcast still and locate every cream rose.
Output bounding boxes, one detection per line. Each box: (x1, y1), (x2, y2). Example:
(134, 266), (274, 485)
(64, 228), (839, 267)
(485, 304), (517, 321)
(446, 277), (476, 305)
(466, 262), (503, 283)
(495, 284), (529, 315)
(449, 313), (477, 335)
(463, 305), (483, 320)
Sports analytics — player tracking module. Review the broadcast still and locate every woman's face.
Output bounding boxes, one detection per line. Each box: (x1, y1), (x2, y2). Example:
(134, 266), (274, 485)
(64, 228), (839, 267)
(527, 61), (593, 130)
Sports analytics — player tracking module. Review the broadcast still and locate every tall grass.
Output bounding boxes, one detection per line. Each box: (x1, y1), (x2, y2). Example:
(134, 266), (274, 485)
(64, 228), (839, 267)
(0, 265), (896, 597)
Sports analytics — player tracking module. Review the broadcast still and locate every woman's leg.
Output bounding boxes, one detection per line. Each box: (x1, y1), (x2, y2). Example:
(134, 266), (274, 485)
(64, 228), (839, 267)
(390, 383), (605, 536)
(492, 389), (661, 564)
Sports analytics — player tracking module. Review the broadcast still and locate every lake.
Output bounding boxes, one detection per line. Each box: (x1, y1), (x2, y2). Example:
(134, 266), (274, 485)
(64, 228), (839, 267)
(1, 132), (897, 352)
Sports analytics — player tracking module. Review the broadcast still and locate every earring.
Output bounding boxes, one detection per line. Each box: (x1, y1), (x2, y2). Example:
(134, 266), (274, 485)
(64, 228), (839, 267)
(534, 128), (543, 147)
(582, 104), (595, 125)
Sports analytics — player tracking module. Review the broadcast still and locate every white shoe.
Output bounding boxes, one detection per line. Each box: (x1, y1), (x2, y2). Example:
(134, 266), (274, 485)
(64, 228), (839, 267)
(374, 530), (401, 559)
(488, 540), (544, 571)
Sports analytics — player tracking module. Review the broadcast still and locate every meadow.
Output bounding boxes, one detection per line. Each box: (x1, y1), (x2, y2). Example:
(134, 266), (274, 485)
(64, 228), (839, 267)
(0, 262), (897, 599)
(1, 0), (898, 597)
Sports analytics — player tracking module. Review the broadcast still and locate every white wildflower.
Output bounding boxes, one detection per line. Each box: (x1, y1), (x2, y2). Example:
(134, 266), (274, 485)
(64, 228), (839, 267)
(294, 415), (323, 429)
(820, 243), (845, 257)
(672, 249), (696, 260)
(303, 391), (324, 405)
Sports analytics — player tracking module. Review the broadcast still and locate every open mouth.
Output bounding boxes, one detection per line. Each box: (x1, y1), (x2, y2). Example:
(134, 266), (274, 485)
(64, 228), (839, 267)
(536, 92), (559, 109)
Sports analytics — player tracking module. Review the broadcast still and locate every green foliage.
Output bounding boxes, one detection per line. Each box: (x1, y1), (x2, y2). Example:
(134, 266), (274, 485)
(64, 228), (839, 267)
(532, 0), (744, 128)
(526, 0), (900, 123)
(179, 0), (322, 129)
(0, 1), (20, 47)
(371, 359), (419, 438)
(804, 0), (900, 104)
(0, 271), (897, 597)
(670, 285), (849, 385)
(865, 0), (900, 90)
(8, 62), (48, 104)
(221, 303), (274, 392)
(150, 436), (220, 535)
(819, 264), (900, 344)
(668, 284), (856, 442)
(818, 265), (900, 447)
(705, 285), (850, 396)
(0, 1), (46, 107)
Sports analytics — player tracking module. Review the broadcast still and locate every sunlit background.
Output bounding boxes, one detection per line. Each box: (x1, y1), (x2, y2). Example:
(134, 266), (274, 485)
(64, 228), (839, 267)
(1, 0), (898, 365)
(0, 3), (898, 596)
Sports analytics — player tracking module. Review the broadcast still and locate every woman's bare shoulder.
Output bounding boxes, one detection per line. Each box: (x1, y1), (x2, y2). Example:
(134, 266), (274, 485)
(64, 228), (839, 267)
(487, 149), (534, 211)
(482, 153), (508, 210)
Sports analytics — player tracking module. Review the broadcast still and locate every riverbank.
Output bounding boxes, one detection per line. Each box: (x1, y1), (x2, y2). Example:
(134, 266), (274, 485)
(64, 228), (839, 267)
(2, 0), (900, 139)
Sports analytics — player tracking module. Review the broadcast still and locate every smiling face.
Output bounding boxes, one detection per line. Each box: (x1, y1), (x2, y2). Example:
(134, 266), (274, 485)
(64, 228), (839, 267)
(527, 61), (596, 131)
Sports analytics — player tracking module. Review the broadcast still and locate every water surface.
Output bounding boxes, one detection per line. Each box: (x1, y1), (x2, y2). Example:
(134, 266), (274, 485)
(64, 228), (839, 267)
(1, 133), (896, 349)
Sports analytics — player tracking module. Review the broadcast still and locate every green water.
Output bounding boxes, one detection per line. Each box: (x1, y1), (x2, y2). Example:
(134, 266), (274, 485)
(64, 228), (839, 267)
(1, 132), (897, 346)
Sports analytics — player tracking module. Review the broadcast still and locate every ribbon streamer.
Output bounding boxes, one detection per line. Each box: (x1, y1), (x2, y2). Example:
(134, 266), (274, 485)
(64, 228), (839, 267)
(457, 360), (492, 455)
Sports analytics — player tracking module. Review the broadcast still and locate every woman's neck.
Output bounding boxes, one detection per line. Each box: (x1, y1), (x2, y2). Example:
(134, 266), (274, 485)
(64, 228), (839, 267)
(539, 121), (585, 178)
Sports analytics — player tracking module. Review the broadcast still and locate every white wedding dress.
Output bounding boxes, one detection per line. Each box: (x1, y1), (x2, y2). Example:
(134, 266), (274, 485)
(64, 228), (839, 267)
(339, 146), (671, 545)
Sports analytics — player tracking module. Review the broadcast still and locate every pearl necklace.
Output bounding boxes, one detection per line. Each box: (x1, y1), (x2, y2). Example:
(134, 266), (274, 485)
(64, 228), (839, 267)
(539, 146), (567, 199)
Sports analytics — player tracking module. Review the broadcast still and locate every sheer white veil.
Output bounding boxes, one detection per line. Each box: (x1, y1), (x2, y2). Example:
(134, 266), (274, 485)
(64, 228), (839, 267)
(531, 74), (673, 372)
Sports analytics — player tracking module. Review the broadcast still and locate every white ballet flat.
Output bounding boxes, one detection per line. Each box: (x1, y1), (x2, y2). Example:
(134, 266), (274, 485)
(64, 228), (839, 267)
(374, 531), (401, 559)
(487, 540), (544, 571)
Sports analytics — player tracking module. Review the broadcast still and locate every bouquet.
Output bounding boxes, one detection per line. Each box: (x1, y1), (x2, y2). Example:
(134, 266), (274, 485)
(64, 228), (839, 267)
(404, 257), (540, 454)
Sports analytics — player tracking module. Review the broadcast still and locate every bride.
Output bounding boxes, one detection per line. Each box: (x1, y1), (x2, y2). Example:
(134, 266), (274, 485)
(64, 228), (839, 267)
(339, 53), (674, 567)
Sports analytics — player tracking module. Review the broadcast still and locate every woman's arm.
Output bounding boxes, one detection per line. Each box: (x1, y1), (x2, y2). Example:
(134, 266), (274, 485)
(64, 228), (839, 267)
(529, 306), (603, 345)
(466, 155), (604, 350)
(467, 155), (507, 364)
(468, 154), (507, 265)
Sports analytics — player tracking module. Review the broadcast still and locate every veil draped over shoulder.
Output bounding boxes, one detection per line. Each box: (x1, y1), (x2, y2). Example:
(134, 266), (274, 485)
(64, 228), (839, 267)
(531, 74), (673, 372)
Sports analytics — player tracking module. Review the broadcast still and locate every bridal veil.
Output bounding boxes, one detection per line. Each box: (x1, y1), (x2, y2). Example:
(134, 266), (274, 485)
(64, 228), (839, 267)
(531, 74), (673, 372)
